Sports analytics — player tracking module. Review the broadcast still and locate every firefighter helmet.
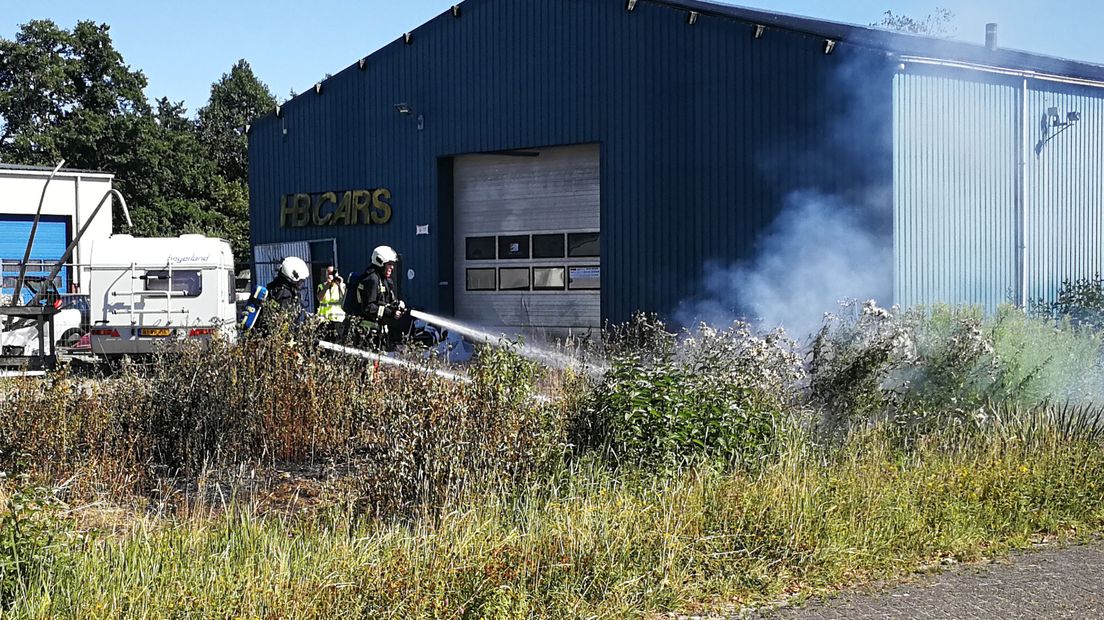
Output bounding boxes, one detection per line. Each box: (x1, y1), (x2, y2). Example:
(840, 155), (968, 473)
(371, 245), (399, 268)
(278, 256), (309, 283)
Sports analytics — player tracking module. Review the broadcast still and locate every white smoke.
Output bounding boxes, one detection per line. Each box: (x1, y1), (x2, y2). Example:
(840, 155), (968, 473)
(676, 191), (892, 341)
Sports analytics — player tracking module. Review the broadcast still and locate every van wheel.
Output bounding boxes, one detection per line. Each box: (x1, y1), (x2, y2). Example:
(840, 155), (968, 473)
(60, 329), (83, 349)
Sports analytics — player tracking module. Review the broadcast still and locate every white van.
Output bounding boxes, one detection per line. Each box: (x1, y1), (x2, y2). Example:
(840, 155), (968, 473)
(86, 234), (237, 355)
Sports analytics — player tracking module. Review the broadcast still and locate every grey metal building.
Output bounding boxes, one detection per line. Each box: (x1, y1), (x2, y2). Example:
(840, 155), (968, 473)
(248, 0), (1104, 332)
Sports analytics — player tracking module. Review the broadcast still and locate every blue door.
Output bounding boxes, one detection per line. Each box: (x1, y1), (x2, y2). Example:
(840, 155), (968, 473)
(0, 215), (71, 302)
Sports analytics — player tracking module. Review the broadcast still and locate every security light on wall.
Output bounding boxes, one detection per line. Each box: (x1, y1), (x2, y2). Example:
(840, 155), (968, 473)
(1047, 106), (1081, 128)
(1036, 106), (1082, 153)
(394, 103), (424, 131)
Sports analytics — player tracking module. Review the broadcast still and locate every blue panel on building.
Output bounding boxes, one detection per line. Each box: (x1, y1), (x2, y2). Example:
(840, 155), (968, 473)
(0, 215), (70, 299)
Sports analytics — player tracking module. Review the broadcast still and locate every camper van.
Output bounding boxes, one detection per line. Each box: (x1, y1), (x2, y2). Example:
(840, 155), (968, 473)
(87, 234), (237, 355)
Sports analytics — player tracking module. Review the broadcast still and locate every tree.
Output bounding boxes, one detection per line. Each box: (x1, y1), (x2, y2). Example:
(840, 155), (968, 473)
(0, 20), (149, 165)
(871, 8), (956, 37)
(196, 59), (275, 184)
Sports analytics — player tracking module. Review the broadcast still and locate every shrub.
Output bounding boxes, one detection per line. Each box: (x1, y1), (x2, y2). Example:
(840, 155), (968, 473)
(808, 301), (1104, 438)
(1033, 273), (1104, 332)
(0, 482), (70, 610)
(581, 316), (802, 468)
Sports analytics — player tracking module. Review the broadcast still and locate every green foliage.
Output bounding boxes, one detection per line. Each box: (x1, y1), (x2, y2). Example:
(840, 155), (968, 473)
(809, 302), (1104, 438)
(1033, 273), (1104, 333)
(584, 316), (801, 468)
(197, 60), (276, 185)
(0, 483), (69, 610)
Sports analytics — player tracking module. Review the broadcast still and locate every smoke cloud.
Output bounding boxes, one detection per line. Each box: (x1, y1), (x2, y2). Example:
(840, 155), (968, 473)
(676, 191), (892, 341)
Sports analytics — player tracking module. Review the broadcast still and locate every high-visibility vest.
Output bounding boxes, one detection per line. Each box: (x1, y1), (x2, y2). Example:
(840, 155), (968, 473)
(317, 281), (346, 321)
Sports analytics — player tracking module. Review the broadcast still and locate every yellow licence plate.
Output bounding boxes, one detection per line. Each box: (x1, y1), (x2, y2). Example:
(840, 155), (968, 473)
(140, 328), (172, 337)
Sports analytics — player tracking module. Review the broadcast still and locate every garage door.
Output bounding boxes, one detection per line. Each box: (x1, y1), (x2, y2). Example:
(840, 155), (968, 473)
(0, 215), (70, 302)
(453, 144), (600, 336)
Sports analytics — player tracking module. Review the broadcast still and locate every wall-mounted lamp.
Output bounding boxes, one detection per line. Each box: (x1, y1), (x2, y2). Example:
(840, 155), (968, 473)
(394, 103), (424, 131)
(1036, 106), (1082, 153)
(314, 82), (323, 95)
(274, 105), (282, 118)
(358, 58), (368, 70)
(1047, 106), (1082, 128)
(754, 24), (765, 39)
(403, 32), (413, 44)
(626, 0), (637, 10)
(452, 4), (461, 17)
(824, 39), (836, 55)
(688, 11), (699, 25)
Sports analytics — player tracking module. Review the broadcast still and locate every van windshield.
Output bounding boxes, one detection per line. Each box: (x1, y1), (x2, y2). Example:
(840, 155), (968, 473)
(145, 270), (202, 297)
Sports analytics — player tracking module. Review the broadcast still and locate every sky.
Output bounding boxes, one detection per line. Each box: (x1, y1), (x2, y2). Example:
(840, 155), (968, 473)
(3, 0), (1103, 116)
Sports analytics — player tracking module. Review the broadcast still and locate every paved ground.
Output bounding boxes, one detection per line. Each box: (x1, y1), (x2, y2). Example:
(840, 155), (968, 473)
(744, 542), (1104, 619)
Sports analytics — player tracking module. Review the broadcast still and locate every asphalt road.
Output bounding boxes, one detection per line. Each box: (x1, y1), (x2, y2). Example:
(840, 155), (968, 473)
(743, 541), (1104, 619)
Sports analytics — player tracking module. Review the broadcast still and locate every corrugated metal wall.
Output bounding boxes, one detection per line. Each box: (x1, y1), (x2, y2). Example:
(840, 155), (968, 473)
(893, 70), (1021, 310)
(249, 0), (893, 324)
(1027, 81), (1104, 304)
(894, 66), (1104, 311)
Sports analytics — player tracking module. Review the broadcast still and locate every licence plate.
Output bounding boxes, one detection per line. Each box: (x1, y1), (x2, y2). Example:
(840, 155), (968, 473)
(140, 328), (172, 337)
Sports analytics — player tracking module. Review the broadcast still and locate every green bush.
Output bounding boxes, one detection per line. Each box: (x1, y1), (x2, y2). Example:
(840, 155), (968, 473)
(582, 316), (802, 467)
(1033, 273), (1104, 332)
(808, 301), (1104, 438)
(0, 483), (70, 610)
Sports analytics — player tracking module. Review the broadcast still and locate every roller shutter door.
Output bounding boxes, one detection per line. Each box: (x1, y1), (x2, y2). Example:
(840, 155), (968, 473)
(0, 215), (70, 301)
(453, 144), (600, 336)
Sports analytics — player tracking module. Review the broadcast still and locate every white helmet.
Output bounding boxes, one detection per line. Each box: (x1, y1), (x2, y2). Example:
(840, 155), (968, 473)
(371, 245), (399, 268)
(278, 256), (309, 283)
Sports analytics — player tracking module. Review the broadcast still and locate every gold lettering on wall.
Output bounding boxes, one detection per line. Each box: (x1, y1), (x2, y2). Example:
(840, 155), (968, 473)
(312, 192), (337, 226)
(371, 188), (392, 224)
(278, 188), (395, 227)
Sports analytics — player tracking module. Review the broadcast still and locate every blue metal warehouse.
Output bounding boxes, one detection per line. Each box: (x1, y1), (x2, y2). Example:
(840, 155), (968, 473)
(248, 0), (1104, 333)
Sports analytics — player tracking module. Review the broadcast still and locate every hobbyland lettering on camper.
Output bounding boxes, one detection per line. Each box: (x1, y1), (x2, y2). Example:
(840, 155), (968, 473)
(279, 189), (393, 228)
(169, 254), (212, 264)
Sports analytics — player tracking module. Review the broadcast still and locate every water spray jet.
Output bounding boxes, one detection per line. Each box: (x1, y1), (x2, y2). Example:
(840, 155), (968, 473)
(408, 309), (608, 376)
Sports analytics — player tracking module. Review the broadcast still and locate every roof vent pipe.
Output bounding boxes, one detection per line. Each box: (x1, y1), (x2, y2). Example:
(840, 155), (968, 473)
(985, 23), (998, 51)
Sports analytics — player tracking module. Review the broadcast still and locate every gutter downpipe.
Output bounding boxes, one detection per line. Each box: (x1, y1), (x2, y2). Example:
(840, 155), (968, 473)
(1018, 78), (1029, 309)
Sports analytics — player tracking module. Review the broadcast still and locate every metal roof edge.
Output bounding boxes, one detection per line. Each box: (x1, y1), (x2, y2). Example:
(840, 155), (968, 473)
(0, 163), (115, 179)
(649, 0), (1104, 84)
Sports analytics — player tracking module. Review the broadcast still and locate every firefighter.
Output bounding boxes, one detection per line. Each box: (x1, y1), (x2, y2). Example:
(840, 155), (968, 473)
(346, 245), (406, 350)
(263, 255), (308, 326)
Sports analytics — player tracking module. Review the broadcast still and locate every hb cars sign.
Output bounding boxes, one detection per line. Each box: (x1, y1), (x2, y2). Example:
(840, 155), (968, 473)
(279, 189), (392, 227)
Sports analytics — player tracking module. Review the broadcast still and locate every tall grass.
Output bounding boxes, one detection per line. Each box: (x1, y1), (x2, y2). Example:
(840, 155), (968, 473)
(4, 419), (1104, 618)
(0, 307), (1103, 617)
